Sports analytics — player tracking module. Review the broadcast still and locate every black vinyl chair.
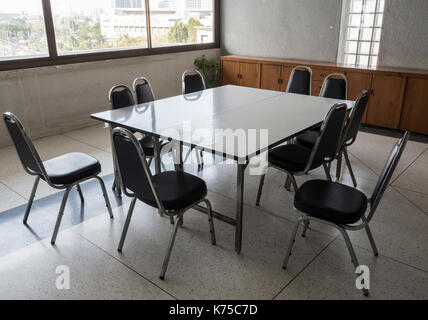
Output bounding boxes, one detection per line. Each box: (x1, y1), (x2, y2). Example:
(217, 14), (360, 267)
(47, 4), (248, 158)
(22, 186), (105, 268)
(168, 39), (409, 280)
(256, 103), (348, 206)
(297, 90), (369, 187)
(182, 69), (206, 95)
(286, 66), (312, 95)
(3, 112), (114, 244)
(112, 127), (216, 280)
(319, 73), (348, 100)
(283, 132), (410, 297)
(109, 85), (165, 195)
(133, 77), (155, 104)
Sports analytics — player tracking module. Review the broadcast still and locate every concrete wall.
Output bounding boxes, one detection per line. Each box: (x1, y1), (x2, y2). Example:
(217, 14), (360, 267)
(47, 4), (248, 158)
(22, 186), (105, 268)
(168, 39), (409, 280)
(378, 0), (428, 70)
(0, 48), (221, 147)
(220, 0), (343, 62)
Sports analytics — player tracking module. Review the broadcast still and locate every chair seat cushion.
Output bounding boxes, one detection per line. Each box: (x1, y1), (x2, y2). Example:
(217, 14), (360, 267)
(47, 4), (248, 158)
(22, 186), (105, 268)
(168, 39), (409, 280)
(268, 144), (323, 173)
(43, 152), (101, 185)
(140, 171), (207, 211)
(296, 129), (321, 148)
(294, 180), (368, 225)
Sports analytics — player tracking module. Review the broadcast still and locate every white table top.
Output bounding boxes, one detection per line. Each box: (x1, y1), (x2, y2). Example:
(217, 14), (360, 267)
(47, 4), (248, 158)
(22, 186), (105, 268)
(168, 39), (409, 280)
(91, 85), (354, 161)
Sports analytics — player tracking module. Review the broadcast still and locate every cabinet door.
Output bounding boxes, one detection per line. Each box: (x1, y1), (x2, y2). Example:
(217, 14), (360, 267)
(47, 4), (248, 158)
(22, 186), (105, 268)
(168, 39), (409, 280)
(222, 60), (240, 86)
(312, 81), (324, 96)
(400, 77), (428, 135)
(239, 62), (261, 88)
(346, 72), (373, 124)
(366, 74), (405, 129)
(281, 67), (293, 91)
(261, 64), (281, 91)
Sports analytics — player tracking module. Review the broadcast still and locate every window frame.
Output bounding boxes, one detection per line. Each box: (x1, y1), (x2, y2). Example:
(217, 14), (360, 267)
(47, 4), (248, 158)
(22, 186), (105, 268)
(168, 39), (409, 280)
(0, 0), (220, 71)
(337, 0), (384, 69)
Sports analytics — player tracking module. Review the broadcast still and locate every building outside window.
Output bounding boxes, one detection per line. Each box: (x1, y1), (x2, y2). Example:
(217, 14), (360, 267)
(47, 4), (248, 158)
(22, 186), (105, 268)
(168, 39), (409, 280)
(338, 0), (385, 68)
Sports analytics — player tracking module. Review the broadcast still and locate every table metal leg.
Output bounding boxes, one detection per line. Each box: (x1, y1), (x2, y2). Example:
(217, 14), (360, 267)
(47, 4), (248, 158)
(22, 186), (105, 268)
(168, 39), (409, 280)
(154, 137), (162, 174)
(110, 126), (122, 196)
(174, 142), (184, 173)
(235, 163), (246, 254)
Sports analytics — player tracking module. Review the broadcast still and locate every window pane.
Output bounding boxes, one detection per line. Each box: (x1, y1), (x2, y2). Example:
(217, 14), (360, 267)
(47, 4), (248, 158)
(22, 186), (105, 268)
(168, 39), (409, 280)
(377, 0), (385, 13)
(350, 0), (363, 13)
(361, 28), (373, 41)
(375, 14), (383, 27)
(371, 42), (380, 54)
(364, 0), (377, 13)
(357, 55), (369, 67)
(347, 27), (360, 40)
(0, 0), (48, 60)
(344, 54), (357, 65)
(51, 0), (148, 54)
(349, 14), (361, 27)
(345, 41), (358, 54)
(373, 28), (382, 41)
(369, 56), (378, 68)
(358, 41), (371, 55)
(149, 0), (214, 47)
(362, 13), (374, 27)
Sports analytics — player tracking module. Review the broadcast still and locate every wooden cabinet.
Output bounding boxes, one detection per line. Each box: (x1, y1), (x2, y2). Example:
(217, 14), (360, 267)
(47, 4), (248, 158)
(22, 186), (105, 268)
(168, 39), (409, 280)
(366, 74), (406, 129)
(222, 60), (260, 88)
(221, 55), (428, 134)
(261, 64), (292, 91)
(400, 78), (428, 135)
(346, 72), (373, 124)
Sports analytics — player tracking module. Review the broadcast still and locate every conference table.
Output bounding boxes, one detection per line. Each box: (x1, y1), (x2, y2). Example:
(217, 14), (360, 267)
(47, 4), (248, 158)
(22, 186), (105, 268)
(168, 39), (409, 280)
(91, 85), (354, 254)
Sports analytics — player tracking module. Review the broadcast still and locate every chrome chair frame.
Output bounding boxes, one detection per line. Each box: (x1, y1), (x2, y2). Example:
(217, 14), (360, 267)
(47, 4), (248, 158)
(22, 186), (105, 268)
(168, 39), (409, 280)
(181, 70), (206, 168)
(335, 90), (370, 187)
(108, 85), (160, 196)
(283, 132), (410, 297)
(320, 73), (349, 180)
(3, 112), (114, 245)
(286, 65), (313, 95)
(112, 128), (216, 280)
(256, 103), (348, 205)
(133, 77), (156, 103)
(319, 73), (348, 100)
(181, 69), (207, 95)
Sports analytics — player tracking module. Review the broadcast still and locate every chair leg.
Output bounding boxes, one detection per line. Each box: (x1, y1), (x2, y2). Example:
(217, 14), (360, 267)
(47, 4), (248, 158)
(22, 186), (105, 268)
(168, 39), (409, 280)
(117, 197), (137, 252)
(160, 211), (185, 280)
(203, 199), (216, 245)
(290, 175), (299, 192)
(256, 174), (266, 206)
(336, 152), (343, 180)
(285, 175), (292, 191)
(338, 227), (370, 297)
(343, 147), (357, 188)
(302, 220), (310, 237)
(112, 176), (122, 197)
(361, 217), (378, 256)
(323, 163), (332, 181)
(76, 184), (85, 203)
(23, 176), (40, 224)
(51, 186), (72, 245)
(95, 176), (114, 219)
(282, 218), (302, 269)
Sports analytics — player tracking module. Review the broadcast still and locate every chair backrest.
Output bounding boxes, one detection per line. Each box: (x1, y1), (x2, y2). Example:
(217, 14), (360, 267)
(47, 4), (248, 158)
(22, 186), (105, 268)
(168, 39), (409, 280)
(112, 127), (165, 211)
(368, 132), (410, 221)
(133, 77), (155, 104)
(286, 66), (312, 95)
(182, 69), (206, 95)
(109, 85), (135, 110)
(3, 112), (47, 178)
(343, 90), (370, 146)
(320, 73), (348, 100)
(304, 103), (348, 172)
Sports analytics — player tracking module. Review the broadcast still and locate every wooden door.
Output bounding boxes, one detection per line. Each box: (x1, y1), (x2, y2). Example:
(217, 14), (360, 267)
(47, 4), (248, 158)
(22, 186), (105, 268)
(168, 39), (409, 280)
(239, 62), (261, 88)
(400, 77), (428, 135)
(222, 60), (240, 86)
(261, 64), (282, 91)
(366, 74), (405, 129)
(346, 72), (373, 123)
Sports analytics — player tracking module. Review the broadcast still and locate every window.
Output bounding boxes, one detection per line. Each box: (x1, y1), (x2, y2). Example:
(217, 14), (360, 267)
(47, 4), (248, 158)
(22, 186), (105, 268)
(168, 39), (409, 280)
(0, 0), (218, 70)
(340, 0), (385, 68)
(0, 0), (49, 60)
(149, 0), (214, 47)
